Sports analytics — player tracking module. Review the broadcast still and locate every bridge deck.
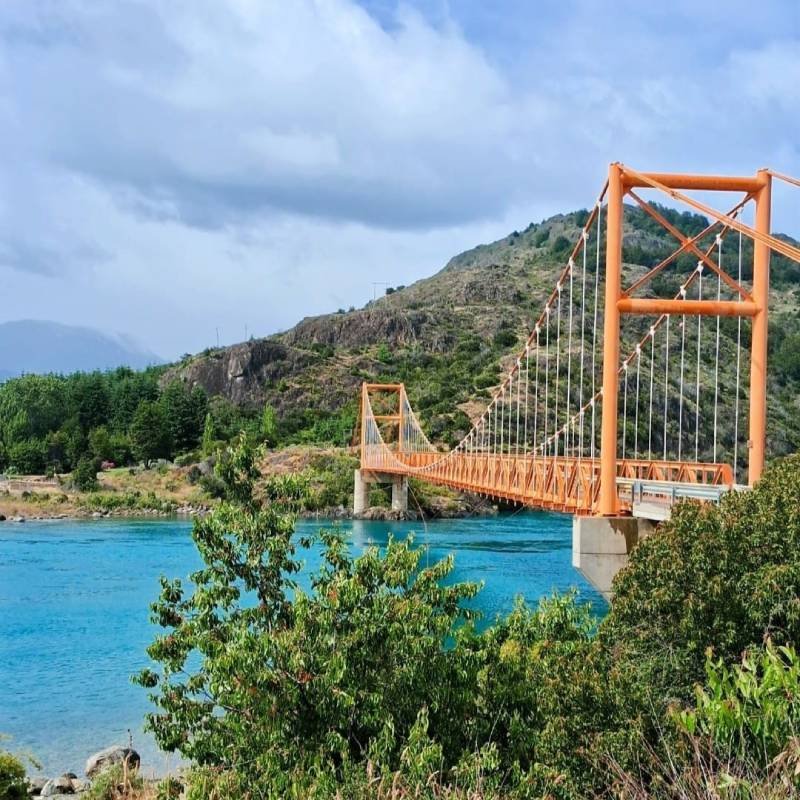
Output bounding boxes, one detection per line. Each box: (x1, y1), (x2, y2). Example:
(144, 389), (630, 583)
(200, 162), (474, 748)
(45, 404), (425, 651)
(361, 450), (734, 516)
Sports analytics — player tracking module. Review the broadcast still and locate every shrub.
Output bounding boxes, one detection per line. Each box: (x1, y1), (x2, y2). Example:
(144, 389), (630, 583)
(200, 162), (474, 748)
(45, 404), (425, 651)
(135, 444), (800, 799)
(0, 749), (27, 800)
(675, 642), (800, 765)
(85, 763), (143, 800)
(603, 454), (800, 702)
(73, 456), (100, 492)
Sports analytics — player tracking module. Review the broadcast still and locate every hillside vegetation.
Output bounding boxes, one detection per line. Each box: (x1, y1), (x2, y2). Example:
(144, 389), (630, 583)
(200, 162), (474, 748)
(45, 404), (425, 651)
(167, 203), (800, 454)
(1, 204), (800, 480)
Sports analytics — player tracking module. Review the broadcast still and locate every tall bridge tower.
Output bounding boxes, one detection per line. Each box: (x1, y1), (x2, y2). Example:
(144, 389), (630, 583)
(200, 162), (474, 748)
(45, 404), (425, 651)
(356, 165), (800, 597)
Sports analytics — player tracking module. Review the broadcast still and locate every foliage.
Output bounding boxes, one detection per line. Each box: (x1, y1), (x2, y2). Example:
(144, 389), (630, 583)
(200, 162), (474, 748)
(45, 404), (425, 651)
(675, 642), (800, 765)
(159, 380), (207, 454)
(72, 456), (100, 492)
(130, 401), (172, 467)
(83, 490), (177, 514)
(200, 412), (216, 456)
(155, 776), (182, 800)
(136, 444), (800, 799)
(0, 749), (26, 800)
(85, 763), (143, 800)
(0, 367), (204, 476)
(304, 451), (358, 510)
(603, 454), (800, 702)
(261, 404), (278, 446)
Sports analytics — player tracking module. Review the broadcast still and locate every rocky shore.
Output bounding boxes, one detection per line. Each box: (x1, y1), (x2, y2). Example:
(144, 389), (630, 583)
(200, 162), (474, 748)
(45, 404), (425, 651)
(28, 745), (145, 798)
(0, 505), (210, 524)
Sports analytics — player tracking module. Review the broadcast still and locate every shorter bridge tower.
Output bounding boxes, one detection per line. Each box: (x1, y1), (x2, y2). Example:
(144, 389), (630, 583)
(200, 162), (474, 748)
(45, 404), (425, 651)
(353, 384), (421, 516)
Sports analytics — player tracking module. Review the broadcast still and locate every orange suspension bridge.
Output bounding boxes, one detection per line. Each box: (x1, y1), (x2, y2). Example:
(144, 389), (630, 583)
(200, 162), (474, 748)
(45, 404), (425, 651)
(354, 165), (800, 591)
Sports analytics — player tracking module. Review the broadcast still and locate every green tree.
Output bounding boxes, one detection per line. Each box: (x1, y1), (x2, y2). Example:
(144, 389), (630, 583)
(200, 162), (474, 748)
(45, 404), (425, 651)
(159, 381), (208, 455)
(7, 439), (46, 474)
(0, 748), (28, 800)
(72, 456), (99, 492)
(261, 403), (277, 446)
(200, 412), (216, 456)
(68, 372), (111, 432)
(136, 438), (479, 793)
(130, 401), (172, 467)
(88, 426), (113, 461)
(109, 369), (159, 432)
(603, 454), (800, 703)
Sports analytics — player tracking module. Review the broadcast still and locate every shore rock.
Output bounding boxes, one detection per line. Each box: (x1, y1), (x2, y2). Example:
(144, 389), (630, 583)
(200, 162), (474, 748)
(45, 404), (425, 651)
(27, 776), (47, 795)
(41, 774), (75, 795)
(359, 506), (418, 521)
(85, 745), (140, 779)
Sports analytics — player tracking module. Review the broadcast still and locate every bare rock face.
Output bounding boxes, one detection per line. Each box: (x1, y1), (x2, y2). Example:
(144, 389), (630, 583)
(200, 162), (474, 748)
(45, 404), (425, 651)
(163, 340), (316, 407)
(284, 308), (433, 350)
(85, 745), (140, 779)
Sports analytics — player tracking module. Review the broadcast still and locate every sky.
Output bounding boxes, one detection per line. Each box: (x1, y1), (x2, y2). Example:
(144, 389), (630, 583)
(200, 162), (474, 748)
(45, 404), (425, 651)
(0, 0), (798, 359)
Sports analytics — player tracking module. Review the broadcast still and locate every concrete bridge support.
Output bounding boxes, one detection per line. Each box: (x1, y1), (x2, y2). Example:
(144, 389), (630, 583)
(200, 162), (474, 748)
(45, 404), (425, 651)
(353, 469), (409, 516)
(572, 515), (657, 600)
(353, 469), (369, 516)
(391, 475), (408, 513)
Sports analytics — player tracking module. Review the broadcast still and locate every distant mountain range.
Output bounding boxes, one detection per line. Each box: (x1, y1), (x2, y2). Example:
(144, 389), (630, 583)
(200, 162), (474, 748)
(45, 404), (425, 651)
(0, 320), (161, 380)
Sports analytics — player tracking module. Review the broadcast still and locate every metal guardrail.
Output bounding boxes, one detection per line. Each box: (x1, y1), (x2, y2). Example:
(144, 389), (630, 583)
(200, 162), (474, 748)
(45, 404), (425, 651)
(617, 478), (747, 520)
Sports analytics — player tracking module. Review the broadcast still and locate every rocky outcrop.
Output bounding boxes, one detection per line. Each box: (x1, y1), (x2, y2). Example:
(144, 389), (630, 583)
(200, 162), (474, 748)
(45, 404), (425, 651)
(163, 340), (318, 407)
(284, 308), (435, 350)
(85, 745), (140, 779)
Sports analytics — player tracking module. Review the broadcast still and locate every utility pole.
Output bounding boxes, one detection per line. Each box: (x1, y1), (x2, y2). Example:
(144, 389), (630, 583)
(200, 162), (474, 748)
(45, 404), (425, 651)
(215, 327), (220, 348)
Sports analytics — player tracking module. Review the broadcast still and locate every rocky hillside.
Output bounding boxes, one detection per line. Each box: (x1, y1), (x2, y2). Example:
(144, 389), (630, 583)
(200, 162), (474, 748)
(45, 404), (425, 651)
(166, 205), (800, 452)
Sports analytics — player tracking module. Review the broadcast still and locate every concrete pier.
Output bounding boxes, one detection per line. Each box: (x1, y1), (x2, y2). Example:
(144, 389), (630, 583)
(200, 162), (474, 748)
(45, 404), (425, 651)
(391, 475), (409, 513)
(353, 469), (369, 516)
(353, 469), (408, 516)
(572, 515), (656, 599)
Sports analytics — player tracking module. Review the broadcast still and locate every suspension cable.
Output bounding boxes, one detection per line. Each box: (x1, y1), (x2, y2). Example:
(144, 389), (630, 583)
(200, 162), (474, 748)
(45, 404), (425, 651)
(566, 257), (574, 455)
(622, 360), (629, 460)
(713, 235), (722, 461)
(634, 345), (641, 461)
(648, 327), (655, 459)
(694, 264), (703, 462)
(523, 346), (529, 457)
(663, 315), (671, 461)
(678, 293), (687, 461)
(733, 228), (743, 480)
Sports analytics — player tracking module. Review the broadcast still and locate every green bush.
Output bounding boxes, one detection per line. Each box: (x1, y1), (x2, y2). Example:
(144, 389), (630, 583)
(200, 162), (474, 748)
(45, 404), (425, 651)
(136, 443), (800, 799)
(603, 454), (800, 702)
(0, 749), (27, 800)
(72, 456), (100, 492)
(85, 763), (143, 800)
(675, 642), (800, 765)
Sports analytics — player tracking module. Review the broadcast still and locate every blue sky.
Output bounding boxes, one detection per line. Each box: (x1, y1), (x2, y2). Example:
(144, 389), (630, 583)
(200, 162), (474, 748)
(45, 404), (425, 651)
(0, 0), (798, 358)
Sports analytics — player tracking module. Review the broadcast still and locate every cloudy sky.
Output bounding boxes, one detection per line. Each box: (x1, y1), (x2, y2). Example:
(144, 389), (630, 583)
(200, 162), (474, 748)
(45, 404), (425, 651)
(1, 0), (798, 359)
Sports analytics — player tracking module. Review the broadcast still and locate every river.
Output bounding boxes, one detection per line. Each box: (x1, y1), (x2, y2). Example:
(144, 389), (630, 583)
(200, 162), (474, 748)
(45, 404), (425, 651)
(0, 513), (605, 776)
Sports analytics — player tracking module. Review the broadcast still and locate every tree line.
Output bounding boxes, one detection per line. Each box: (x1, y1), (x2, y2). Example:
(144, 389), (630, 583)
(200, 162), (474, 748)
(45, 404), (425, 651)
(0, 368), (274, 481)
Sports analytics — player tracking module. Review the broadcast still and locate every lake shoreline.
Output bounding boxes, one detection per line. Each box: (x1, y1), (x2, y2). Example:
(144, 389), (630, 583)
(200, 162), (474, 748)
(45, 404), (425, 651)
(0, 502), (494, 525)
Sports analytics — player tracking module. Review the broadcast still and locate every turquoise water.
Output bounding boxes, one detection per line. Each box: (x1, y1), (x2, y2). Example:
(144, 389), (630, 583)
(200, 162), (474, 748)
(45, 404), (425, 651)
(0, 513), (605, 775)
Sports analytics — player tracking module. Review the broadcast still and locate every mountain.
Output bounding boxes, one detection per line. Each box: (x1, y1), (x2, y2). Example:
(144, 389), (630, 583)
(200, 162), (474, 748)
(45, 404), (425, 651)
(167, 205), (800, 454)
(0, 320), (161, 380)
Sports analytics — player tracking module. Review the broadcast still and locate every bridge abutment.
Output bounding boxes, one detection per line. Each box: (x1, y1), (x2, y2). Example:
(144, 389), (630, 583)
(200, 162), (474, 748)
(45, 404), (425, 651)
(572, 515), (656, 600)
(353, 469), (409, 516)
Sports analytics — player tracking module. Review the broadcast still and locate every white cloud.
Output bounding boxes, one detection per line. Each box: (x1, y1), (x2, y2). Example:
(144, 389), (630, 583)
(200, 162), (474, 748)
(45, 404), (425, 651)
(0, 0), (798, 358)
